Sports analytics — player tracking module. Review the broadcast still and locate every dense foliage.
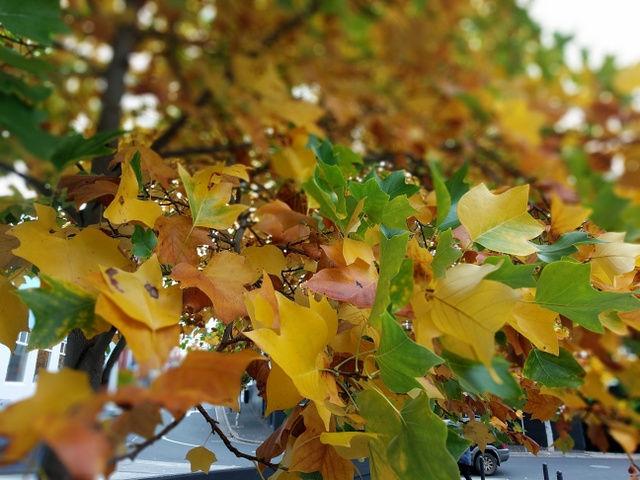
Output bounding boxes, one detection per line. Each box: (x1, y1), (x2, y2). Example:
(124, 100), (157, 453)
(0, 0), (639, 478)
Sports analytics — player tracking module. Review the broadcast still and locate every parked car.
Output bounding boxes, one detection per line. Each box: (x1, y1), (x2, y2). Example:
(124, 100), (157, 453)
(471, 442), (510, 476)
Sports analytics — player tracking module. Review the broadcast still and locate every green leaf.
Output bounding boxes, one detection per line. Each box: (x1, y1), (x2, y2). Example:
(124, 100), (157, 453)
(0, 71), (51, 102)
(333, 144), (363, 177)
(534, 261), (640, 333)
(0, 92), (61, 159)
(440, 161), (469, 231)
(358, 390), (459, 480)
(389, 258), (414, 312)
(349, 178), (390, 224)
(484, 256), (537, 288)
(131, 225), (158, 259)
(50, 130), (123, 171)
(302, 160), (348, 228)
(442, 350), (522, 401)
(129, 151), (144, 191)
(523, 348), (585, 388)
(0, 45), (53, 77)
(388, 393), (460, 480)
(0, 0), (70, 45)
(431, 229), (462, 280)
(381, 195), (418, 230)
(534, 232), (603, 263)
(374, 170), (420, 199)
(589, 183), (630, 232)
(375, 312), (443, 393)
(14, 275), (97, 350)
(370, 230), (409, 327)
(446, 428), (472, 461)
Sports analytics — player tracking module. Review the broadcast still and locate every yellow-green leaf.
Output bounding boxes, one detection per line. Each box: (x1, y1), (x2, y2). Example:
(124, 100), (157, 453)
(458, 184), (544, 255)
(178, 164), (247, 229)
(432, 263), (520, 367)
(0, 277), (29, 351)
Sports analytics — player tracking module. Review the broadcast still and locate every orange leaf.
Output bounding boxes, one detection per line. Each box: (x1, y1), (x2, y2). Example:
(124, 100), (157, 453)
(289, 404), (354, 480)
(0, 369), (93, 464)
(151, 350), (265, 413)
(171, 251), (257, 324)
(155, 215), (212, 266)
(523, 389), (561, 421)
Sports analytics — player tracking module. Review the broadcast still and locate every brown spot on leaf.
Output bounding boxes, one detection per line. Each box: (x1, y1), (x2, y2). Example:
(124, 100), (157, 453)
(105, 268), (124, 292)
(144, 282), (159, 298)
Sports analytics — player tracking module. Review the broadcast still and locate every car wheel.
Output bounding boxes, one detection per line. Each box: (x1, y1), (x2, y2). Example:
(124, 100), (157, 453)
(475, 451), (498, 476)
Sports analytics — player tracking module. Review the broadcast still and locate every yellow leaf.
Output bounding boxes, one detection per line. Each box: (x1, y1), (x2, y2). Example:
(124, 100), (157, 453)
(410, 289), (443, 349)
(92, 255), (182, 372)
(10, 209), (131, 293)
(343, 238), (375, 266)
(152, 350), (265, 413)
(463, 420), (496, 452)
(550, 194), (592, 236)
(104, 162), (163, 227)
(242, 244), (287, 277)
(0, 277), (29, 351)
(265, 360), (304, 415)
(319, 431), (377, 460)
(0, 369), (93, 463)
(495, 97), (546, 147)
(172, 251), (257, 324)
(458, 184), (544, 255)
(178, 164), (248, 229)
(244, 292), (343, 430)
(272, 127), (318, 181)
(609, 422), (640, 455)
(185, 446), (218, 473)
(95, 255), (181, 330)
(508, 290), (559, 356)
(432, 263), (519, 367)
(613, 62), (640, 94)
(591, 232), (640, 285)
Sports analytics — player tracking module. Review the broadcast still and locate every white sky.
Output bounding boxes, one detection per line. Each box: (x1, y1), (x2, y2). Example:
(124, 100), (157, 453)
(526, 0), (640, 68)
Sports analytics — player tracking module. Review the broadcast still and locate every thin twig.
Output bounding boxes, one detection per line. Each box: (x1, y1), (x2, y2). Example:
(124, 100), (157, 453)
(157, 141), (253, 158)
(261, 0), (322, 49)
(196, 405), (279, 471)
(110, 413), (186, 463)
(151, 90), (211, 152)
(101, 336), (127, 385)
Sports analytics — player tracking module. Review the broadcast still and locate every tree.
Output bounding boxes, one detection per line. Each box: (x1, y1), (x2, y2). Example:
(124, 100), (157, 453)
(0, 0), (639, 478)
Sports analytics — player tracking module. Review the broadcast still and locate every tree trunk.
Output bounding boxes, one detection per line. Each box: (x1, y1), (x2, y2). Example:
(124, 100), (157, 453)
(39, 3), (142, 478)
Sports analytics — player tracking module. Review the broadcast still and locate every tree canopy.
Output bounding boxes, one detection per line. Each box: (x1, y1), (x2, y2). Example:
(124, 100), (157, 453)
(1, 0), (640, 478)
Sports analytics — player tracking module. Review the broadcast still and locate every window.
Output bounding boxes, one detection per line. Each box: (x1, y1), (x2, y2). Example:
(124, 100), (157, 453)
(57, 339), (67, 369)
(5, 332), (30, 383)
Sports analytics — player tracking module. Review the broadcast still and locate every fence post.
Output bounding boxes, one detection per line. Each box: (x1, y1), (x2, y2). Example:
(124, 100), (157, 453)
(478, 454), (486, 480)
(542, 463), (549, 480)
(557, 471), (564, 480)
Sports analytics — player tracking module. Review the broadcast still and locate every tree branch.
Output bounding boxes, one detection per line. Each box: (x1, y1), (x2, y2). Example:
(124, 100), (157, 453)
(101, 335), (127, 385)
(151, 90), (212, 152)
(110, 413), (186, 464)
(157, 141), (253, 158)
(261, 0), (322, 49)
(196, 405), (280, 471)
(0, 162), (52, 196)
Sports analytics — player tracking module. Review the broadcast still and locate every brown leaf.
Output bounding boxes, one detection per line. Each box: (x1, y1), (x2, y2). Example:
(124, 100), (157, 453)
(171, 251), (256, 324)
(155, 215), (212, 266)
(58, 175), (119, 210)
(256, 405), (303, 470)
(0, 225), (27, 270)
(289, 404), (354, 480)
(523, 389), (561, 421)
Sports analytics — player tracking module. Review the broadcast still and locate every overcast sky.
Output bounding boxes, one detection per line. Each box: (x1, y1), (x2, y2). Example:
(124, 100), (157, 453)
(526, 0), (640, 68)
